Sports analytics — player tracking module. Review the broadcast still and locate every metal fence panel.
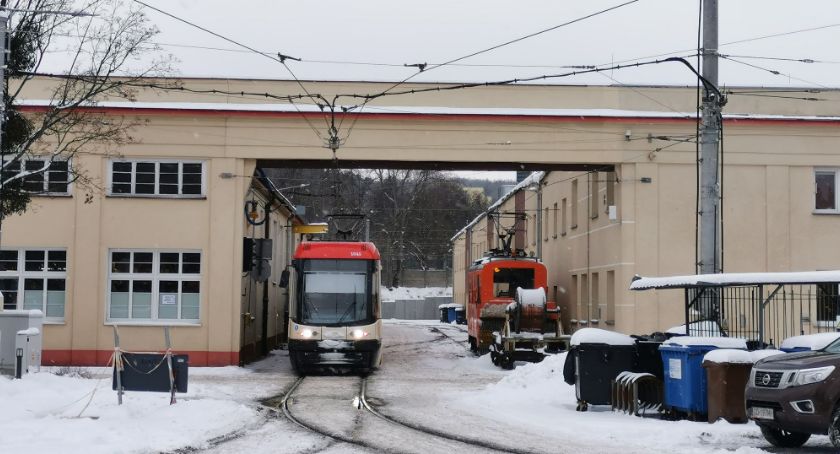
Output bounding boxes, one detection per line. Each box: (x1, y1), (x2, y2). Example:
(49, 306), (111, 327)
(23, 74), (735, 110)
(686, 284), (840, 347)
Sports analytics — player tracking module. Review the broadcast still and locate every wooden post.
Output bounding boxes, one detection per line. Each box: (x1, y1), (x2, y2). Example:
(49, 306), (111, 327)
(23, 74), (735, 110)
(113, 326), (123, 405)
(164, 327), (175, 405)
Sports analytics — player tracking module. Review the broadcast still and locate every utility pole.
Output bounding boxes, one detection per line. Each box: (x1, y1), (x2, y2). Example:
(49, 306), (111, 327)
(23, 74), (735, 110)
(699, 0), (723, 275)
(0, 2), (8, 249)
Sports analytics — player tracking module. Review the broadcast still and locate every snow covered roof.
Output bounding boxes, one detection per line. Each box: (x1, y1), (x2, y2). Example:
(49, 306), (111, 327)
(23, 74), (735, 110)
(19, 99), (840, 123)
(450, 171), (544, 242)
(630, 270), (840, 290)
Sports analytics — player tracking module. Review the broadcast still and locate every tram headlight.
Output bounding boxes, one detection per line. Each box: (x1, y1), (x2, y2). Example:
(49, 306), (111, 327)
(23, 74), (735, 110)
(351, 329), (369, 339)
(301, 329), (316, 339)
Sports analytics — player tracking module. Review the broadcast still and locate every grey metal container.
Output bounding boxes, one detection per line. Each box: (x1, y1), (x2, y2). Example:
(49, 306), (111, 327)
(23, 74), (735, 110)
(0, 310), (43, 376)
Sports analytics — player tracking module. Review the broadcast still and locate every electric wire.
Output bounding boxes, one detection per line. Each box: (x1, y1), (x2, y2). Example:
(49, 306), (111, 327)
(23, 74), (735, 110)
(720, 55), (830, 88)
(725, 92), (824, 102)
(723, 23), (840, 47)
(336, 0), (640, 146)
(129, 0), (329, 140)
(22, 71), (318, 103)
(338, 57), (716, 102)
(720, 54), (840, 65)
(355, 0), (640, 102)
(595, 71), (683, 113)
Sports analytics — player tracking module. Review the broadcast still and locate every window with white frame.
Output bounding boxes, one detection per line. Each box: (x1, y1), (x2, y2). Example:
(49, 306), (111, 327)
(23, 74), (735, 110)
(108, 250), (201, 322)
(0, 249), (67, 319)
(1, 158), (70, 195)
(110, 161), (204, 197)
(815, 169), (838, 211)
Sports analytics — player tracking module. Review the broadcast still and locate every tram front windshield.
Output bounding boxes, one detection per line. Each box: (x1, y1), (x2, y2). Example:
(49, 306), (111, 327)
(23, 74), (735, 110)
(299, 259), (372, 325)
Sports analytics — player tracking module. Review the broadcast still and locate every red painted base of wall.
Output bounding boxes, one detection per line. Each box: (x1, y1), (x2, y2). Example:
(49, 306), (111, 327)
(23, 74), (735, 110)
(42, 350), (240, 367)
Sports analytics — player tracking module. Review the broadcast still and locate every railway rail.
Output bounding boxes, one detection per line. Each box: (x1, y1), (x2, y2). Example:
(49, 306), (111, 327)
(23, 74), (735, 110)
(274, 374), (542, 454)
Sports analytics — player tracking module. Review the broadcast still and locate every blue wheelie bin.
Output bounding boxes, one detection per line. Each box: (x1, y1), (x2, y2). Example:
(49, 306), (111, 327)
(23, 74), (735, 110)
(659, 337), (747, 418)
(454, 307), (466, 325)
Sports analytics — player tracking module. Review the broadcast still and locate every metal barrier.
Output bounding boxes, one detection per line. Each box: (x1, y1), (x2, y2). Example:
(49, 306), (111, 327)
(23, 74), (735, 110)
(611, 371), (662, 416)
(686, 284), (840, 348)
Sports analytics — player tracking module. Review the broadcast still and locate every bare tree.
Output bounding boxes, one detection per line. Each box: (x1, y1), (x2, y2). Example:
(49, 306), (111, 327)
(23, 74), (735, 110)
(1, 0), (169, 216)
(369, 170), (441, 287)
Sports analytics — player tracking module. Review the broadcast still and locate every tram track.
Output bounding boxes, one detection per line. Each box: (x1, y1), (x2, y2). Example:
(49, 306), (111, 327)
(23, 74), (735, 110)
(278, 376), (382, 453)
(359, 377), (541, 454)
(274, 373), (542, 454)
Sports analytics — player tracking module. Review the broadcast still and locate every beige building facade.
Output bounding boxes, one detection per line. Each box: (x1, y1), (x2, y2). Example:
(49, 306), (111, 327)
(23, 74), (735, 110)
(453, 114), (840, 335)
(7, 77), (840, 363)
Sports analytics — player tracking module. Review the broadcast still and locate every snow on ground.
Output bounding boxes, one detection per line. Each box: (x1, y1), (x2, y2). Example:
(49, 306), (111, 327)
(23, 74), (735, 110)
(380, 286), (451, 301)
(0, 370), (262, 454)
(2, 321), (837, 453)
(452, 352), (832, 454)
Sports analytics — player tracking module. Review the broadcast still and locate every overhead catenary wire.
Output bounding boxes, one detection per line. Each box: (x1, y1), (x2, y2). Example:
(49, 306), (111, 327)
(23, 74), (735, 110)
(335, 0), (640, 147)
(21, 71), (318, 103)
(719, 55), (830, 88)
(347, 0), (641, 103)
(129, 0), (330, 141)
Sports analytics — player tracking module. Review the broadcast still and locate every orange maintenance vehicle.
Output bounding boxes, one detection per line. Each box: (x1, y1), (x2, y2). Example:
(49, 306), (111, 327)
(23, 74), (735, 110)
(466, 227), (569, 369)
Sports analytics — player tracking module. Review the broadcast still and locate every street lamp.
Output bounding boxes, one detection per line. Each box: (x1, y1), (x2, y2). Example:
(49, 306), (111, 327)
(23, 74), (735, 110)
(275, 183), (310, 192)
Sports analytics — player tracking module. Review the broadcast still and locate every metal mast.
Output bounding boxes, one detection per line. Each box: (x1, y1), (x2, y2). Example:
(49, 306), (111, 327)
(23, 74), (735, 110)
(699, 0), (723, 275)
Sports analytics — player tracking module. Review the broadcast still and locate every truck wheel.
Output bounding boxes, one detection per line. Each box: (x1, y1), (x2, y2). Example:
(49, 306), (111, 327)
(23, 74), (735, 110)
(500, 354), (514, 370)
(759, 424), (810, 448)
(469, 336), (478, 354)
(830, 406), (840, 448)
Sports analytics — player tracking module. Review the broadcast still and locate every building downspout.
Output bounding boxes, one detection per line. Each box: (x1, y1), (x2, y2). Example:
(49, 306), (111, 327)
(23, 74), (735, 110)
(261, 200), (272, 357)
(283, 216), (293, 345)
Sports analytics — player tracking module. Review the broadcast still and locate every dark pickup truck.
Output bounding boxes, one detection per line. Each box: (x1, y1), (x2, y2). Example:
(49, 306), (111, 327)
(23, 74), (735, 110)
(746, 339), (840, 448)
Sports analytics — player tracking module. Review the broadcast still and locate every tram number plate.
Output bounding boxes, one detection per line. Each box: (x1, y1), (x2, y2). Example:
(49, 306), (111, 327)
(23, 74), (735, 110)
(750, 407), (774, 420)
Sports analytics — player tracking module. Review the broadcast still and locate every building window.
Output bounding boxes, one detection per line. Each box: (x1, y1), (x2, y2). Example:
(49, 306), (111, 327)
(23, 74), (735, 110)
(561, 198), (567, 236)
(1, 158), (70, 195)
(108, 250), (201, 322)
(552, 202), (558, 239)
(605, 171), (616, 213)
(570, 274), (578, 323)
(543, 207), (549, 241)
(0, 248), (67, 320)
(592, 272), (600, 322)
(109, 160), (204, 197)
(815, 169), (838, 211)
(530, 216), (536, 246)
(590, 172), (599, 219)
(606, 270), (615, 325)
(571, 180), (578, 229)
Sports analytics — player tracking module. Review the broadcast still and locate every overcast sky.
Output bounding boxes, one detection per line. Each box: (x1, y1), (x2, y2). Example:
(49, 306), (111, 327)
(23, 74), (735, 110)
(42, 0), (840, 181)
(122, 0), (840, 88)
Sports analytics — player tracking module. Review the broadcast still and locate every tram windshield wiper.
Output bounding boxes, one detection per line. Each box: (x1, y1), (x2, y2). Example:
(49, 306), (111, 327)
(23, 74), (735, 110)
(336, 285), (359, 324)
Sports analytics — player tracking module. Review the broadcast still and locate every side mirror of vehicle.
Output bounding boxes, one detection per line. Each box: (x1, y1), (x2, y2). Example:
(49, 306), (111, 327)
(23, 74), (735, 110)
(279, 269), (290, 288)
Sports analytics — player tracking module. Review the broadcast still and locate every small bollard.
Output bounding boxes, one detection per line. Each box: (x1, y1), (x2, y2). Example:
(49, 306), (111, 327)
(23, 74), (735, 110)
(15, 347), (23, 379)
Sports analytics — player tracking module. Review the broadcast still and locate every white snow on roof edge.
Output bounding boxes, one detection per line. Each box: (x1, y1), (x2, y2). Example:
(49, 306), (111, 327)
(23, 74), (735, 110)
(450, 171), (544, 243)
(630, 270), (840, 290)
(18, 100), (840, 123)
